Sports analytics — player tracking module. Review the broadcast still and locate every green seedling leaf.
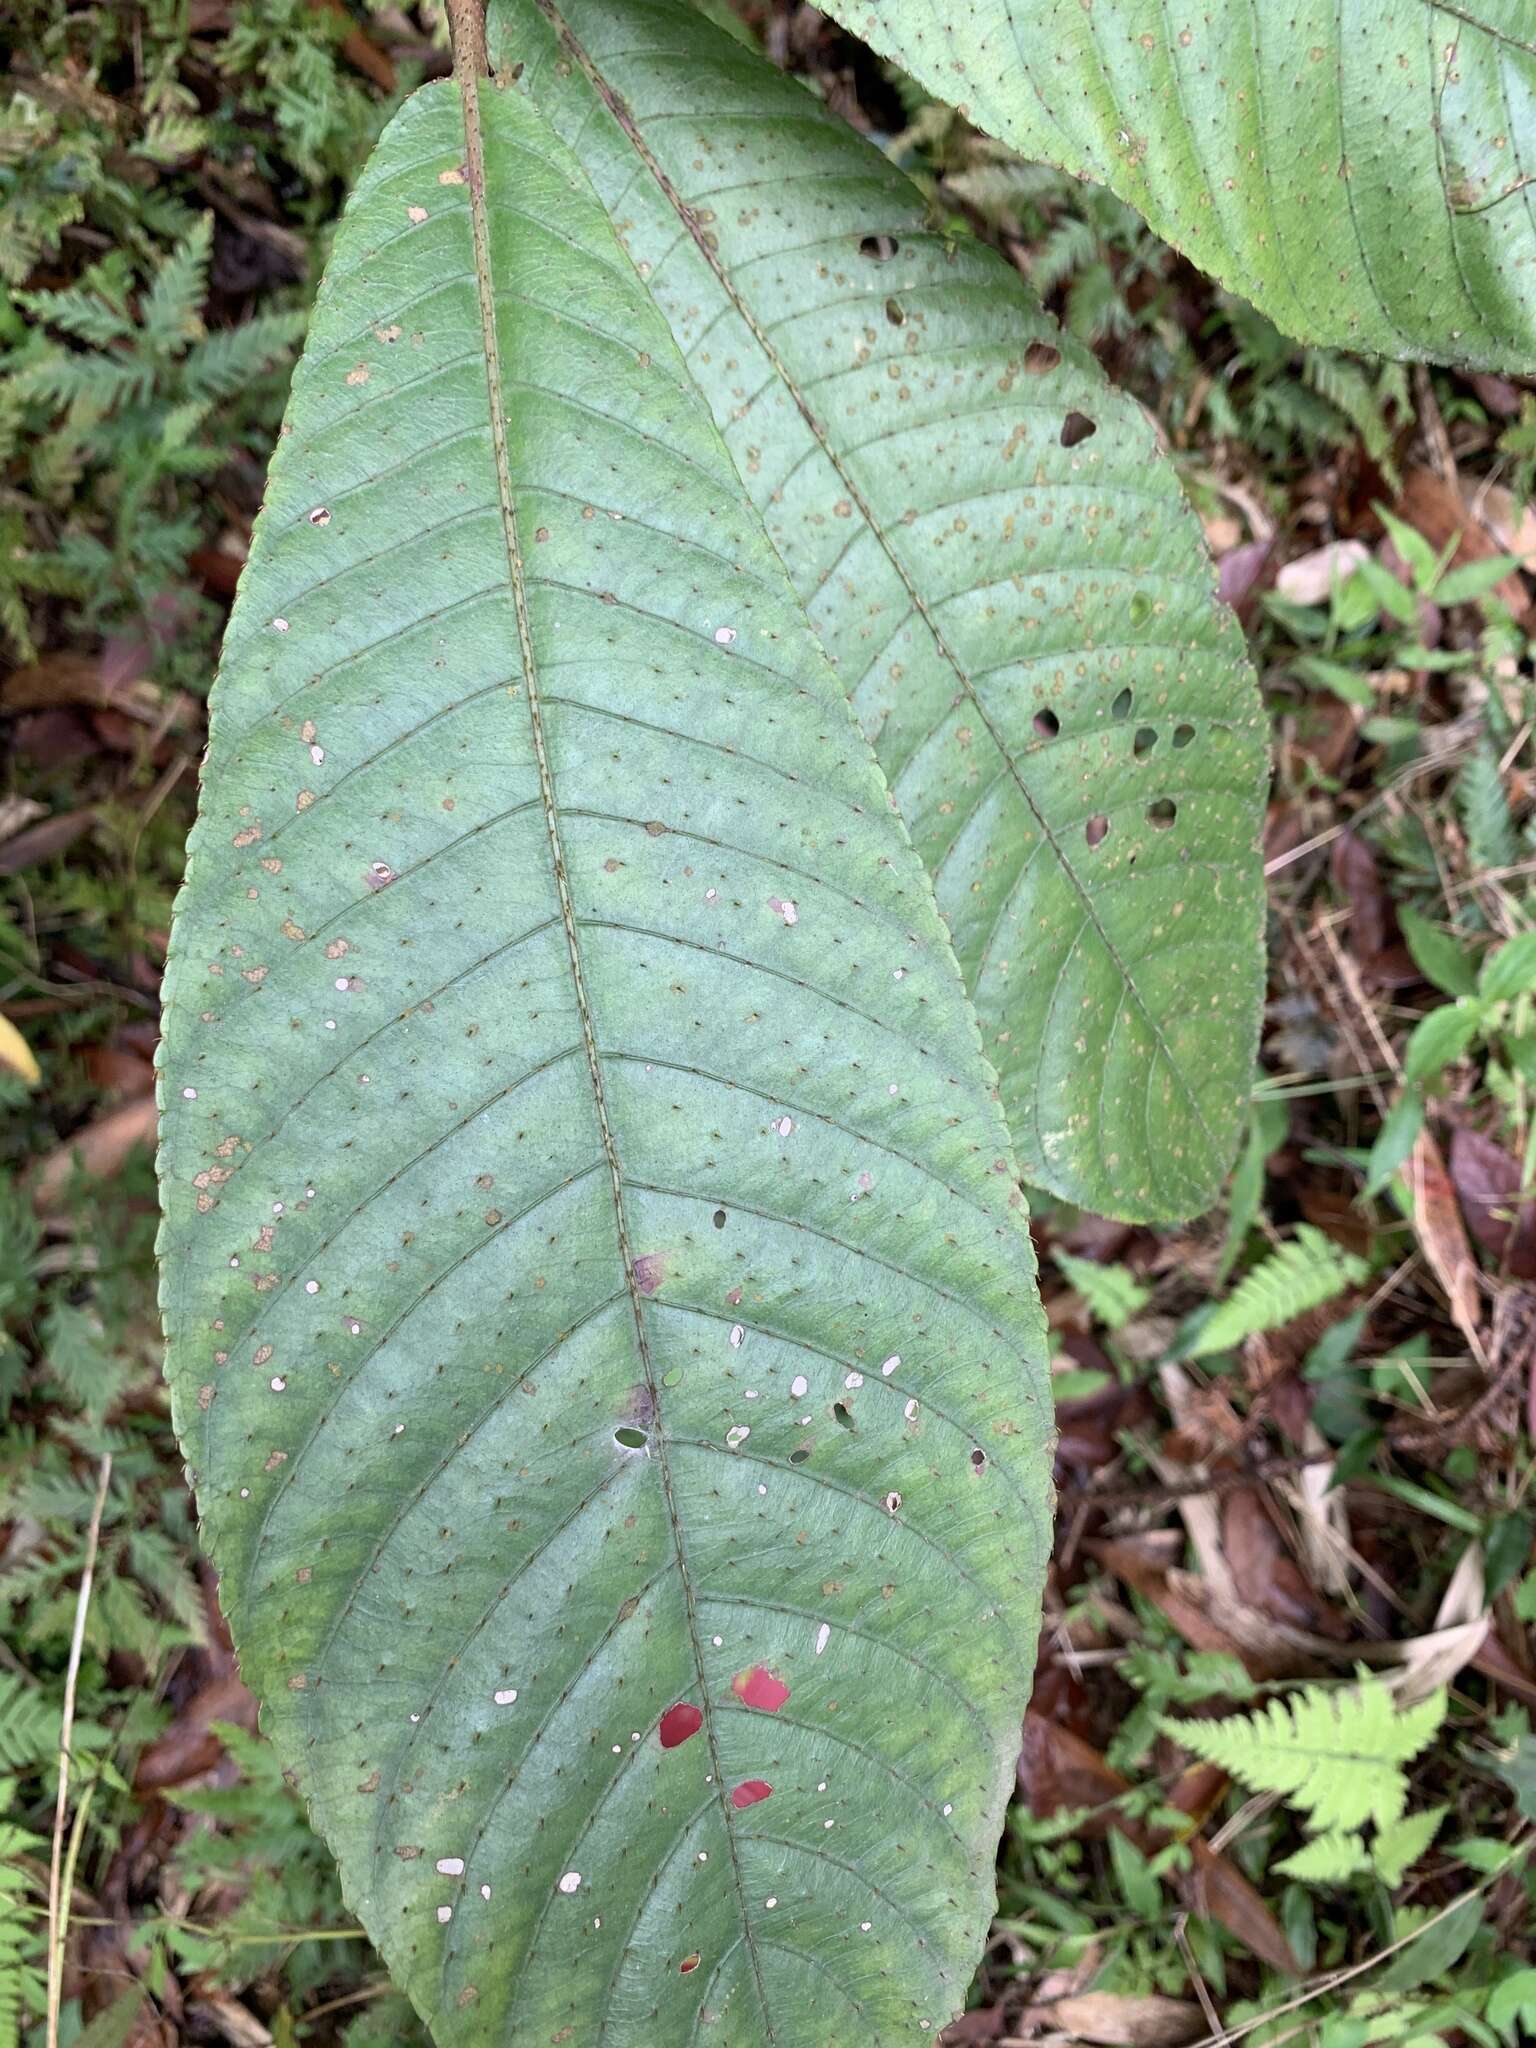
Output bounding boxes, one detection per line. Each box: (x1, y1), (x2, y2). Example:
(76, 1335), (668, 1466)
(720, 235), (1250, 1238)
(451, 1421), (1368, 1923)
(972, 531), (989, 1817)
(807, 0), (1536, 372)
(1374, 1892), (1483, 1995)
(495, 0), (1268, 1223)
(1375, 507), (1439, 592)
(1487, 1965), (1536, 2039)
(1364, 1089), (1424, 1201)
(1217, 1095), (1288, 1285)
(1496, 1734), (1536, 1821)
(1480, 930), (1536, 1004)
(157, 71), (1053, 2046)
(1354, 556), (1420, 628)
(1398, 907), (1477, 999)
(1403, 1001), (1484, 1086)
(1433, 556), (1521, 608)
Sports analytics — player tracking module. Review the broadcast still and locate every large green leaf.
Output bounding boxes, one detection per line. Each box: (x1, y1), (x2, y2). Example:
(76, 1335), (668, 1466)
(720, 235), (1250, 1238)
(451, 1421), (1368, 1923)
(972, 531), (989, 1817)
(156, 64), (1052, 2048)
(493, 0), (1266, 1221)
(806, 0), (1536, 372)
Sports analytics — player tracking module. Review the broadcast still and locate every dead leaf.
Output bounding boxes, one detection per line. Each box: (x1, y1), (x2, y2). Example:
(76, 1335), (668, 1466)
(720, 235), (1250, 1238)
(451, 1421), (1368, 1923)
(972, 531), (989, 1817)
(1396, 466), (1530, 617)
(182, 1992), (272, 2047)
(1331, 829), (1394, 964)
(1408, 1129), (1486, 1359)
(1449, 1127), (1536, 1280)
(1048, 1993), (1203, 2047)
(940, 2009), (1007, 2045)
(33, 1095), (158, 1210)
(1380, 1542), (1491, 1707)
(1019, 1714), (1301, 1976)
(134, 1674), (258, 1792)
(1478, 481), (1536, 569)
(81, 1045), (157, 1097)
(1275, 538), (1371, 606)
(0, 808), (97, 874)
(0, 1014), (40, 1086)
(0, 795), (46, 842)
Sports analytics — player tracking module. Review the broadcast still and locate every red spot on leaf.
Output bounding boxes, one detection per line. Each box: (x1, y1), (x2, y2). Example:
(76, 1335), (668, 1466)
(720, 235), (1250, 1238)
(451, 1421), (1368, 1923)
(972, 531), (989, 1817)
(679, 1953), (701, 1974)
(632, 1253), (667, 1296)
(730, 1665), (789, 1713)
(730, 1778), (773, 1809)
(658, 1702), (702, 1749)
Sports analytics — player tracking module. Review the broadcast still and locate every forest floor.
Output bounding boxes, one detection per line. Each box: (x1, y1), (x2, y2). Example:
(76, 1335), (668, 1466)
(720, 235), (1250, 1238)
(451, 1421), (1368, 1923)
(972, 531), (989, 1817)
(3, 4), (1536, 2045)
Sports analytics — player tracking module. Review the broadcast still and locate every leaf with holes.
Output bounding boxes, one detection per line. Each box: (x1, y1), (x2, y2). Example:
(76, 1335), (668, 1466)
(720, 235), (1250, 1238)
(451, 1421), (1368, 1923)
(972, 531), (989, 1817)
(155, 65), (1052, 2048)
(494, 0), (1266, 1221)
(807, 0), (1536, 373)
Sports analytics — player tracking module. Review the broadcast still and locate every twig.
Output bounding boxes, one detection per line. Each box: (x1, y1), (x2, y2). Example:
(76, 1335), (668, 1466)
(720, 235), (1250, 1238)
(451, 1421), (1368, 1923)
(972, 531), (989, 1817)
(46, 1450), (111, 2048)
(1177, 1841), (1527, 2048)
(445, 0), (488, 80)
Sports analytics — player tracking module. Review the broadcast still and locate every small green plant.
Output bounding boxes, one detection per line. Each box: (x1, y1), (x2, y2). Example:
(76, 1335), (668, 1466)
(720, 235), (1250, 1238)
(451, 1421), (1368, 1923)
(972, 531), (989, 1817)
(1163, 1679), (1446, 1883)
(1189, 1225), (1369, 1358)
(1, 216), (302, 659)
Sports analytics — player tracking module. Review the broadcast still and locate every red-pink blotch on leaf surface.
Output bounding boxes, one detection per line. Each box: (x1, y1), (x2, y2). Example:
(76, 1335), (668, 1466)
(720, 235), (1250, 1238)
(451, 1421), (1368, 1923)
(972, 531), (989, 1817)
(658, 1702), (702, 1748)
(730, 1779), (773, 1809)
(730, 1665), (790, 1712)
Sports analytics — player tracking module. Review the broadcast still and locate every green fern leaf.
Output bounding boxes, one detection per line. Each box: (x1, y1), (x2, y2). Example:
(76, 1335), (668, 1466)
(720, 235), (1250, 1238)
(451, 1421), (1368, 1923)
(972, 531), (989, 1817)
(1052, 1249), (1151, 1332)
(0, 1674), (58, 1776)
(1162, 1680), (1445, 1838)
(1276, 1828), (1372, 1883)
(1372, 1804), (1448, 1887)
(1190, 1225), (1367, 1357)
(1460, 745), (1518, 875)
(138, 213), (211, 359)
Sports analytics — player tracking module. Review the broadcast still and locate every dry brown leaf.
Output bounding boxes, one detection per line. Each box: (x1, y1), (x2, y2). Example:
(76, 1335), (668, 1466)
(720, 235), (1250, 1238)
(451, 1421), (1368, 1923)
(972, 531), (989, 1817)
(1407, 1128), (1485, 1359)
(1381, 1542), (1492, 1706)
(1449, 1127), (1536, 1280)
(1090, 1536), (1329, 1681)
(32, 1094), (158, 1210)
(1018, 1714), (1301, 1976)
(1275, 539), (1370, 605)
(1396, 466), (1530, 617)
(1477, 481), (1536, 569)
(182, 1992), (273, 2047)
(0, 807), (97, 875)
(1048, 1994), (1203, 2047)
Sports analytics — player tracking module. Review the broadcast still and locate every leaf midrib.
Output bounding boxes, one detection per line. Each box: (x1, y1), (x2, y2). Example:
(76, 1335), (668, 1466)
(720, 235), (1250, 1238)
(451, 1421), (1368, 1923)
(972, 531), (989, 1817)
(452, 54), (775, 2030)
(526, 0), (1225, 1192)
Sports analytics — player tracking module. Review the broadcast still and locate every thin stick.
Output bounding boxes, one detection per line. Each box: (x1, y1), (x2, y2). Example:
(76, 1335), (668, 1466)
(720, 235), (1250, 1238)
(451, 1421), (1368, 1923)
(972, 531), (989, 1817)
(46, 1450), (111, 2048)
(445, 0), (488, 80)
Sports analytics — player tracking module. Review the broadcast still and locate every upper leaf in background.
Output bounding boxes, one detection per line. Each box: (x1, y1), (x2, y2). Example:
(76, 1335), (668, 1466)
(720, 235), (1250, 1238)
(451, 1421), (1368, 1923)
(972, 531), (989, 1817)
(157, 64), (1052, 2048)
(810, 0), (1536, 373)
(492, 0), (1268, 1221)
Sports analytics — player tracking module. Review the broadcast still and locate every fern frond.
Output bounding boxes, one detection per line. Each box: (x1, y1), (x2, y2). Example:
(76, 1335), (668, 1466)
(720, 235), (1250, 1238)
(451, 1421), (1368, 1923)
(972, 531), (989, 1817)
(1303, 351), (1398, 474)
(1190, 1225), (1367, 1357)
(1276, 1828), (1371, 1882)
(1052, 1250), (1150, 1332)
(1459, 744), (1518, 874)
(1371, 1804), (1447, 1886)
(0, 1674), (57, 1776)
(1162, 1679), (1444, 1838)
(138, 213), (211, 359)
(182, 309), (304, 400)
